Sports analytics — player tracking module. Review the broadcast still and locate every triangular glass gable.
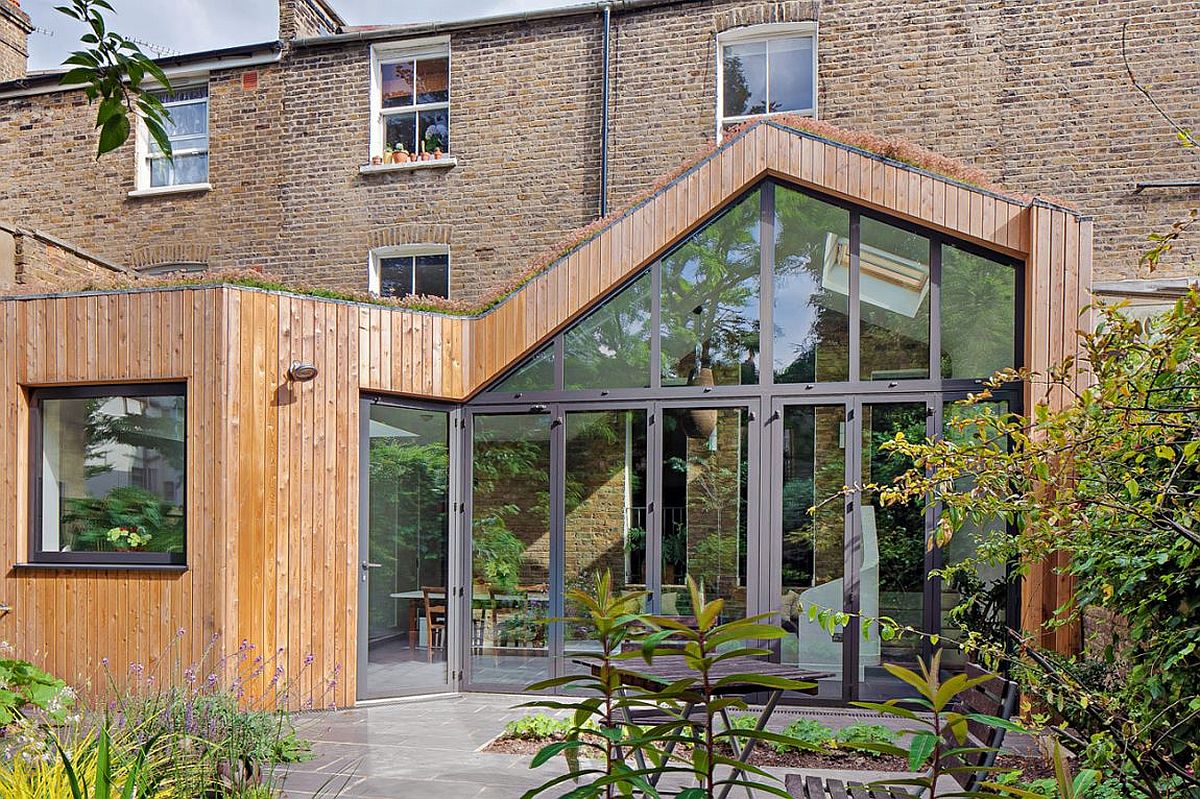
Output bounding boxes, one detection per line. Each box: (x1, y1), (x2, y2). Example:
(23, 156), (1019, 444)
(486, 344), (554, 394)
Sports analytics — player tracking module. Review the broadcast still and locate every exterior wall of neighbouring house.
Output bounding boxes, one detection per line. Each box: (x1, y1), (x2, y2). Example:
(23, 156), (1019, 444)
(0, 0), (31, 83)
(0, 0), (1195, 302)
(0, 222), (135, 289)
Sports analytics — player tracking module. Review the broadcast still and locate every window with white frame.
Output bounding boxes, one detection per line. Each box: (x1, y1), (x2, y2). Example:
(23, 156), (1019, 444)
(139, 84), (209, 189)
(717, 23), (817, 137)
(371, 39), (450, 161)
(369, 247), (450, 299)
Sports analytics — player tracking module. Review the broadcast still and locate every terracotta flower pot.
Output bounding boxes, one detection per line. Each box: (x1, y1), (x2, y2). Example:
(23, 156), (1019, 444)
(371, 156), (382, 165)
(682, 367), (718, 438)
(433, 147), (443, 160)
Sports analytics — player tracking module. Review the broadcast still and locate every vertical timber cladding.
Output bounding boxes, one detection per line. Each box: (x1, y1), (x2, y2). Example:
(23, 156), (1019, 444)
(0, 123), (1092, 710)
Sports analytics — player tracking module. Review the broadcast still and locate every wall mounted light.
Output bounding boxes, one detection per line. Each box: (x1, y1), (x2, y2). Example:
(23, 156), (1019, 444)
(287, 361), (319, 382)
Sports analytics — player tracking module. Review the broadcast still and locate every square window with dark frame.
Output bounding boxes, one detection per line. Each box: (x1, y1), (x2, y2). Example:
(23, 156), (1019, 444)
(29, 384), (186, 567)
(374, 41), (449, 161)
(374, 252), (450, 299)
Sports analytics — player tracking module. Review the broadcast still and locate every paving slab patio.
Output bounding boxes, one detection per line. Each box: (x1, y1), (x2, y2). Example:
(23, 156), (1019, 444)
(279, 693), (963, 798)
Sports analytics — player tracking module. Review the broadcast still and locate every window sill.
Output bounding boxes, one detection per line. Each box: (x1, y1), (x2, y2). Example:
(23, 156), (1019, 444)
(14, 561), (188, 573)
(359, 157), (457, 175)
(127, 182), (212, 199)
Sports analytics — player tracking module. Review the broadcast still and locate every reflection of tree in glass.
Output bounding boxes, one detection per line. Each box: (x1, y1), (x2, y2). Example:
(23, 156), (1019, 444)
(940, 246), (1016, 379)
(773, 188), (851, 383)
(864, 406), (927, 593)
(723, 54), (754, 116)
(661, 191), (761, 385)
(564, 273), (652, 389)
(368, 440), (449, 631)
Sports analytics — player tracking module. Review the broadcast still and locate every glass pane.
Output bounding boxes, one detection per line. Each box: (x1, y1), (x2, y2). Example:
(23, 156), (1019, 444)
(768, 37), (814, 113)
(940, 400), (1010, 669)
(564, 410), (648, 651)
(487, 344), (555, 394)
(362, 405), (450, 699)
(379, 256), (414, 298)
(661, 190), (761, 388)
(40, 393), (185, 558)
(414, 254), (450, 298)
(722, 41), (767, 117)
(471, 414), (552, 687)
(150, 153), (209, 188)
(774, 186), (850, 383)
(859, 218), (931, 381)
(941, 245), (1017, 379)
(780, 404), (845, 698)
(415, 56), (449, 104)
(384, 113), (417, 155)
(660, 407), (749, 622)
(418, 108), (449, 154)
(164, 99), (207, 139)
(381, 60), (415, 108)
(860, 402), (928, 698)
(563, 271), (652, 390)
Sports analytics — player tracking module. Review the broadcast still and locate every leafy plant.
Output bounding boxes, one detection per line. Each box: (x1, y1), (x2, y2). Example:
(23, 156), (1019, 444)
(851, 651), (1022, 799)
(521, 573), (819, 799)
(51, 716), (161, 799)
(55, 0), (175, 158)
(834, 722), (894, 754)
(873, 293), (1200, 796)
(0, 659), (75, 726)
(63, 487), (184, 554)
(503, 713), (575, 741)
(774, 718), (834, 753)
(472, 512), (526, 594)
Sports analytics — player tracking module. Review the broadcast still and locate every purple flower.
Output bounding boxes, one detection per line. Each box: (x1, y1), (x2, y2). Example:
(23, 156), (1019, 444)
(304, 653), (315, 665)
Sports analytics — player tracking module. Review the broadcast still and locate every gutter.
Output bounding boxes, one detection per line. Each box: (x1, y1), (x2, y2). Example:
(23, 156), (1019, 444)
(291, 0), (694, 48)
(0, 41), (283, 99)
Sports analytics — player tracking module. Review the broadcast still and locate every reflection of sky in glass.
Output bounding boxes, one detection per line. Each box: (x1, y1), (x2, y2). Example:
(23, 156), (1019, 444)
(774, 256), (821, 372)
(723, 36), (814, 118)
(769, 37), (813, 112)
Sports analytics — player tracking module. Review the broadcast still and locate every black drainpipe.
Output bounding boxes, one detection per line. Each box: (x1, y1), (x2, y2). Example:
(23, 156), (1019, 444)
(600, 2), (612, 217)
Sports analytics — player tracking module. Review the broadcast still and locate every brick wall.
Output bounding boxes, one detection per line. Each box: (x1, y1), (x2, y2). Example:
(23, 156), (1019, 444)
(0, 0), (31, 83)
(0, 222), (134, 290)
(0, 0), (1196, 302)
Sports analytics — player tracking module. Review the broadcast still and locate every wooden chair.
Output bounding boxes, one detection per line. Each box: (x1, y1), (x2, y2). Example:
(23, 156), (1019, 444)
(421, 586), (447, 664)
(784, 662), (1019, 799)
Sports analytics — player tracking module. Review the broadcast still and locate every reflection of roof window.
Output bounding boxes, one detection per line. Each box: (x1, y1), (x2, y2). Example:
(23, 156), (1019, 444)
(821, 232), (930, 318)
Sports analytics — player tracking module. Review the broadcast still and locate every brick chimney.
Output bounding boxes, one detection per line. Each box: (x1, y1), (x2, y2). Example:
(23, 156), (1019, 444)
(0, 0), (32, 83)
(278, 0), (344, 42)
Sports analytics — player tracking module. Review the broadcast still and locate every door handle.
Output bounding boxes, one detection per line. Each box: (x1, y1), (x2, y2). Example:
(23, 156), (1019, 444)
(361, 561), (383, 570)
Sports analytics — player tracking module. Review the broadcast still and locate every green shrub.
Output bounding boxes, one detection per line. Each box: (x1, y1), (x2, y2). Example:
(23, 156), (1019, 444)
(773, 718), (835, 753)
(0, 658), (75, 726)
(835, 722), (895, 754)
(725, 713), (759, 732)
(503, 713), (572, 740)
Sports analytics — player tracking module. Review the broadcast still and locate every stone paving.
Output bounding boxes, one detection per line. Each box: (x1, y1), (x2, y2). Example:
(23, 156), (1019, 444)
(278, 693), (941, 799)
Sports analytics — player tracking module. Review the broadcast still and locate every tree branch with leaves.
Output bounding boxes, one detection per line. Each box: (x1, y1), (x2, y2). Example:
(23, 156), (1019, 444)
(57, 0), (174, 159)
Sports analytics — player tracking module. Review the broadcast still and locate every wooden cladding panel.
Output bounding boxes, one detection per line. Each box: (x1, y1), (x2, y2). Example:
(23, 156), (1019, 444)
(1021, 206), (1091, 654)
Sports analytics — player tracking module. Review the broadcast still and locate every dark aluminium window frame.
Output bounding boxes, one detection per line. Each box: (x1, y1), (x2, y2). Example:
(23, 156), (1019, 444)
(27, 382), (188, 569)
(460, 177), (1026, 700)
(477, 179), (1026, 406)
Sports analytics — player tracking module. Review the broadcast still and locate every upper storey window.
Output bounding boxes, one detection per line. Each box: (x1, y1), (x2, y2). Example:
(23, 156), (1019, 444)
(717, 23), (817, 137)
(135, 84), (209, 192)
(371, 38), (450, 162)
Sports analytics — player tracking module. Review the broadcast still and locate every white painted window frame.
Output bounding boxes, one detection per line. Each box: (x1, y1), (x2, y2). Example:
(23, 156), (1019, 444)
(134, 75), (211, 193)
(715, 21), (819, 141)
(368, 244), (452, 298)
(369, 36), (451, 161)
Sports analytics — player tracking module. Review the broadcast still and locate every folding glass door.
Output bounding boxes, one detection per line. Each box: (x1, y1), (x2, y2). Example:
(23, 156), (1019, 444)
(769, 395), (938, 701)
(465, 400), (759, 691)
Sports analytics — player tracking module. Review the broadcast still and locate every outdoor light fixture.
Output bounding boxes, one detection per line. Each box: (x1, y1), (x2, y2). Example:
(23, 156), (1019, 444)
(287, 360), (319, 382)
